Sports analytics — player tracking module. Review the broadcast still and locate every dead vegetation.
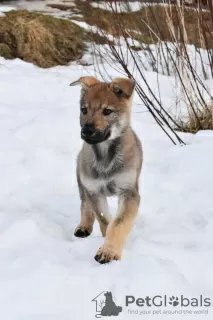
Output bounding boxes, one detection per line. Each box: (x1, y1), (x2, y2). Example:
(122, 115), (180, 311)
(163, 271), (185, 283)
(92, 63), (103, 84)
(0, 2), (212, 135)
(48, 0), (213, 48)
(90, 0), (213, 137)
(65, 0), (213, 48)
(0, 1), (212, 69)
(0, 10), (84, 68)
(177, 104), (213, 133)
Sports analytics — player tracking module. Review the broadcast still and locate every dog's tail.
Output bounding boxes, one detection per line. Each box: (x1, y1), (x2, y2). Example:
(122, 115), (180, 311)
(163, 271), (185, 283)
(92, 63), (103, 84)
(117, 306), (122, 312)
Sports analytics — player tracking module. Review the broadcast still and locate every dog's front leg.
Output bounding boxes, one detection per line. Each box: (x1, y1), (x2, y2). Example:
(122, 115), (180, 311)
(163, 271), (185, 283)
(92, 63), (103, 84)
(95, 190), (140, 264)
(75, 174), (96, 238)
(75, 188), (111, 238)
(74, 196), (95, 238)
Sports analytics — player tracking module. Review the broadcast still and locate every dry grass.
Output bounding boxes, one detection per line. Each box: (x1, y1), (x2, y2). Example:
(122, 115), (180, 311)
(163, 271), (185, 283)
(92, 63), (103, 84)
(91, 0), (213, 137)
(0, 43), (13, 59)
(177, 104), (213, 133)
(70, 1), (212, 48)
(0, 10), (84, 68)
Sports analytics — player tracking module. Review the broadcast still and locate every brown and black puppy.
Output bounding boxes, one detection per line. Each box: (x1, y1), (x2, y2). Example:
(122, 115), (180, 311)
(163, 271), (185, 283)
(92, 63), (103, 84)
(70, 76), (143, 264)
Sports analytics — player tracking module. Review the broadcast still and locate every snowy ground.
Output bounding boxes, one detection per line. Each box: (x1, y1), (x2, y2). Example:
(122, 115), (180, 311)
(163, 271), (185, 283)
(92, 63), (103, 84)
(91, 1), (143, 12)
(0, 56), (213, 320)
(91, 1), (173, 12)
(0, 0), (77, 19)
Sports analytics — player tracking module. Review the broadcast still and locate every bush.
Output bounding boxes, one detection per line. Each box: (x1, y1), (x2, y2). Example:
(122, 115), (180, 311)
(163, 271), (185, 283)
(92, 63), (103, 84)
(177, 104), (213, 133)
(92, 1), (213, 140)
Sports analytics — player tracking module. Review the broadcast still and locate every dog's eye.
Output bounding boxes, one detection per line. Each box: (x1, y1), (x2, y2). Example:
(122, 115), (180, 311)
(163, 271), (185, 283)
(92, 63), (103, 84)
(81, 107), (87, 115)
(115, 88), (123, 96)
(103, 108), (113, 116)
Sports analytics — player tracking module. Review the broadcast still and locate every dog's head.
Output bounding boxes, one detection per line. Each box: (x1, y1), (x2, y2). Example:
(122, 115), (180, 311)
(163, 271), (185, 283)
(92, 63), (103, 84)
(104, 292), (113, 300)
(70, 76), (136, 144)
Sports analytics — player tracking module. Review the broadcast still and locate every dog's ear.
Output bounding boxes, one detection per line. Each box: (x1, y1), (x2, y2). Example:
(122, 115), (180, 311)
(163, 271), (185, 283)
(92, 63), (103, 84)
(109, 78), (136, 98)
(70, 76), (100, 90)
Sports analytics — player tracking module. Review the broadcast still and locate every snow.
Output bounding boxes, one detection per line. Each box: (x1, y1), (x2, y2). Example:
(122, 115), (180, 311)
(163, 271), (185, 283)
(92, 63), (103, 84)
(71, 20), (90, 30)
(0, 5), (16, 16)
(0, 0), (78, 19)
(0, 55), (213, 320)
(0, 0), (63, 12)
(91, 1), (143, 12)
(0, 5), (16, 12)
(90, 1), (205, 14)
(91, 1), (175, 12)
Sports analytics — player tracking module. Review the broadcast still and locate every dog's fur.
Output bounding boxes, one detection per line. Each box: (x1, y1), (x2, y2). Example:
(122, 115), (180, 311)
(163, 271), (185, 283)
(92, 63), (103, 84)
(70, 76), (143, 264)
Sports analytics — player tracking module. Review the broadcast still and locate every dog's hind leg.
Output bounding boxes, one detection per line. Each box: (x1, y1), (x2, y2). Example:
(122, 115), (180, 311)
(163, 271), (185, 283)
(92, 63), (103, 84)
(95, 189), (140, 263)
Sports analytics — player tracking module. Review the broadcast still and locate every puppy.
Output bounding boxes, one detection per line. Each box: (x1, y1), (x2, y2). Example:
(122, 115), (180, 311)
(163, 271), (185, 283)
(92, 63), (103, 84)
(70, 76), (142, 264)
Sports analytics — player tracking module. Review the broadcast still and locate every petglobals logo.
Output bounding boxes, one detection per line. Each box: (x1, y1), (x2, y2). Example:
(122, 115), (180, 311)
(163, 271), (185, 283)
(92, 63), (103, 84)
(92, 292), (211, 318)
(92, 291), (122, 318)
(126, 295), (211, 308)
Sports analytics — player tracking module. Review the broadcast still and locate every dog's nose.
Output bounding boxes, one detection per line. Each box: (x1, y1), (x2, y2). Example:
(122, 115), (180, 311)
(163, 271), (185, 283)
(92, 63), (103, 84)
(82, 124), (96, 138)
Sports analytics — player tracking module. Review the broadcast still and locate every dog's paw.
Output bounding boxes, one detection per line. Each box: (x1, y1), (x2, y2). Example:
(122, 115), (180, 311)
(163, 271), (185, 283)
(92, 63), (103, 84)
(94, 246), (121, 264)
(74, 226), (91, 238)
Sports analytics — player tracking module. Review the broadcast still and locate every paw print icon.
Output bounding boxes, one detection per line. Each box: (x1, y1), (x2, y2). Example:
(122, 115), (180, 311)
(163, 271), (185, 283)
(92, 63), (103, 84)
(169, 296), (179, 307)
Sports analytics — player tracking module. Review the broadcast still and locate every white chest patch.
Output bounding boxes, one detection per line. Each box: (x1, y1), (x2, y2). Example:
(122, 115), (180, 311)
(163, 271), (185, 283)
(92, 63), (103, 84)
(80, 169), (137, 195)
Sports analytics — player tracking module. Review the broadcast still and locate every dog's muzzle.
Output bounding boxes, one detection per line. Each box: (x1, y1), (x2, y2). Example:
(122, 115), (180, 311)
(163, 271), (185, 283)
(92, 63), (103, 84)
(81, 124), (110, 144)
